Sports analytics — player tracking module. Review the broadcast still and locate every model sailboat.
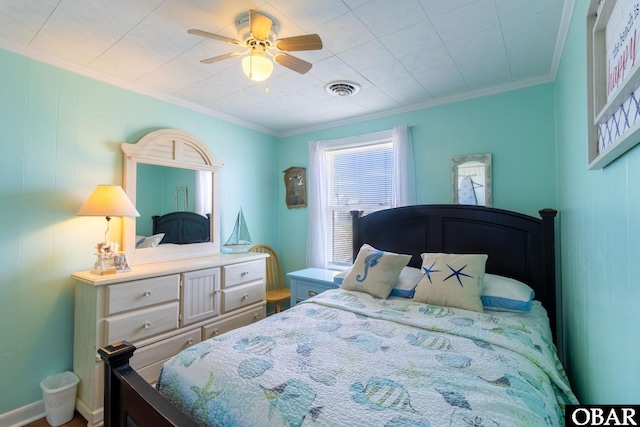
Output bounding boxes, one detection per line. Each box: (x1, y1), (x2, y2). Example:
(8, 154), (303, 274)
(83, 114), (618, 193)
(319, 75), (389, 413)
(223, 208), (253, 252)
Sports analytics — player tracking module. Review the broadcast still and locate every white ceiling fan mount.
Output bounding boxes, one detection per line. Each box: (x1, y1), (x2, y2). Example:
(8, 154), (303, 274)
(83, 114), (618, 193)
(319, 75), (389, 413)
(235, 11), (279, 46)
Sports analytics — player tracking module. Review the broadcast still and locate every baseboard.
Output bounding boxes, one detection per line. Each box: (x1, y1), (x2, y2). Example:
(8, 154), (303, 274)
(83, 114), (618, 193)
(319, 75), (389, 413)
(0, 400), (45, 427)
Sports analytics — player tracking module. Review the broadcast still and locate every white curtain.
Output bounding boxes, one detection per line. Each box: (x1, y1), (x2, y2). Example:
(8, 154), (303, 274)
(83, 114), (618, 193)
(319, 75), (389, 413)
(306, 140), (329, 268)
(195, 170), (212, 217)
(392, 125), (416, 206)
(306, 126), (416, 269)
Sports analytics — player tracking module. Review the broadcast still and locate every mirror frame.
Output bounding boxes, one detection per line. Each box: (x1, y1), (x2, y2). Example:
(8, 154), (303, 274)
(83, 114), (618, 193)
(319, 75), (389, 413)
(451, 153), (492, 207)
(122, 129), (224, 265)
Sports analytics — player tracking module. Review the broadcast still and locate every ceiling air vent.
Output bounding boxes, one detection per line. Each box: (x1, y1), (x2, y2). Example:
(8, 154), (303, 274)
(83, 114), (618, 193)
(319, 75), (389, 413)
(325, 81), (361, 97)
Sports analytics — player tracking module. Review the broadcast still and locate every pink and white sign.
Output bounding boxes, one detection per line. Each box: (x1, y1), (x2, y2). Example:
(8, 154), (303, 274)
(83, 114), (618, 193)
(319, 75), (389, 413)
(607, 0), (640, 97)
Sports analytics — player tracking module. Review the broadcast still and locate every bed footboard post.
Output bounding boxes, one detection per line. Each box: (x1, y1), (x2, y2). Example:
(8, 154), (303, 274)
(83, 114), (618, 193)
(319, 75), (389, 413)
(98, 341), (136, 427)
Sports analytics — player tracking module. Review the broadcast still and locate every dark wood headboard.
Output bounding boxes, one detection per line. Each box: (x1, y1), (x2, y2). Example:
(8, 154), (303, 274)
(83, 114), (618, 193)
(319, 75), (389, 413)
(351, 204), (558, 341)
(152, 211), (210, 244)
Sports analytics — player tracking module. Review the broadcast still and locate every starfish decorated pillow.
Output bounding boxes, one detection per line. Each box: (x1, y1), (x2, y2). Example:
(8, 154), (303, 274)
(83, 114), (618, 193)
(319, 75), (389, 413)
(413, 253), (487, 312)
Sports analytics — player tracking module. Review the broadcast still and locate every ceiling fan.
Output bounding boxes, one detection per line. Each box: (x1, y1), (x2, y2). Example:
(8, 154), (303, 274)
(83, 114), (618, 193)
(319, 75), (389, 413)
(188, 10), (323, 82)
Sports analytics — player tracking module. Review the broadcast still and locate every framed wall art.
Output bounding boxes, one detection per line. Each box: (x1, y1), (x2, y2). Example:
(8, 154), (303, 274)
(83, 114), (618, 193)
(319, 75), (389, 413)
(587, 0), (640, 169)
(283, 166), (307, 208)
(451, 153), (492, 207)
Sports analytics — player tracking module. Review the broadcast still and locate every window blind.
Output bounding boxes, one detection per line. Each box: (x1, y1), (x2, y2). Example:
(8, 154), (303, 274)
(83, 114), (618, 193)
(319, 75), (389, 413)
(327, 142), (392, 264)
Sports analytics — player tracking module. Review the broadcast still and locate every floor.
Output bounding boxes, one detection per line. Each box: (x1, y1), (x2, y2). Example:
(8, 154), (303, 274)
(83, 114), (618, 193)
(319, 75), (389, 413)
(24, 411), (86, 427)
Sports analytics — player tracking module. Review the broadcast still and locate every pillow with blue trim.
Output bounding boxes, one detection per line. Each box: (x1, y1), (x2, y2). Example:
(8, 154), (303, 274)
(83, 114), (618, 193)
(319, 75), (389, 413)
(135, 233), (165, 248)
(413, 253), (487, 312)
(481, 273), (535, 312)
(335, 266), (423, 298)
(390, 267), (423, 297)
(340, 244), (411, 298)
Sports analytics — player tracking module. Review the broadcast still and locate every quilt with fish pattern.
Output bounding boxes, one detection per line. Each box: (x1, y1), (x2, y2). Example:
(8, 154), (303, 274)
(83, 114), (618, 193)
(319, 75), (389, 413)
(156, 289), (578, 427)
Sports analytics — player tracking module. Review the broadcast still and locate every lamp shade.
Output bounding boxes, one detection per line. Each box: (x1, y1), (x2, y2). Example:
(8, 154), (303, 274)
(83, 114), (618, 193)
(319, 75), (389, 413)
(241, 53), (274, 82)
(76, 185), (140, 218)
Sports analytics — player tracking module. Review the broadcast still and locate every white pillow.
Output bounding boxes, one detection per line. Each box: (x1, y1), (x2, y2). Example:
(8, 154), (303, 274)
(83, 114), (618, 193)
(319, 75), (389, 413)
(335, 266), (423, 298)
(389, 266), (423, 298)
(481, 273), (535, 312)
(340, 244), (411, 299)
(412, 253), (487, 312)
(135, 233), (165, 248)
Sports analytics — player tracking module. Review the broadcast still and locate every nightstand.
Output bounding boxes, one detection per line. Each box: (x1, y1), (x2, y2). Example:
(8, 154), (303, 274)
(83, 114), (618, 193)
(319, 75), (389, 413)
(287, 268), (339, 306)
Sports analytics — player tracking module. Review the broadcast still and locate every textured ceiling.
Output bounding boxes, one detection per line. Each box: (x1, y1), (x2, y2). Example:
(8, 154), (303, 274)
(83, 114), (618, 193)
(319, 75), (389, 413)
(0, 0), (572, 136)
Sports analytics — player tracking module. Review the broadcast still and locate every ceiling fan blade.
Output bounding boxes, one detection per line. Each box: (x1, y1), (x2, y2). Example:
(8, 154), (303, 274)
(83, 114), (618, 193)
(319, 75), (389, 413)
(188, 29), (242, 46)
(200, 52), (243, 64)
(274, 53), (313, 74)
(250, 10), (272, 41)
(276, 34), (323, 52)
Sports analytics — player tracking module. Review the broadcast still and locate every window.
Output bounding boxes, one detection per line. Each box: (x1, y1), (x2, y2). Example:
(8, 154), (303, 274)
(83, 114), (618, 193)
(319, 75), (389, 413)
(326, 140), (393, 265)
(307, 126), (414, 270)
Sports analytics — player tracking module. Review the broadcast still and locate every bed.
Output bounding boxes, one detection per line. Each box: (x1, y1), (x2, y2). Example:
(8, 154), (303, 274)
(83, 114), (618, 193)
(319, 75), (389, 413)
(99, 204), (577, 427)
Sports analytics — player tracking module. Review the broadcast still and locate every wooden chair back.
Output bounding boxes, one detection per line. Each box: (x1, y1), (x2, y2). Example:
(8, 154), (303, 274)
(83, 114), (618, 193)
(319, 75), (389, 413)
(248, 244), (284, 292)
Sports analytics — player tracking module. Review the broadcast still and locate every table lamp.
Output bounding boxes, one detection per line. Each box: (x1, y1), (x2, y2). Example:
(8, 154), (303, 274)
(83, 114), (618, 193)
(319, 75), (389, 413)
(76, 185), (140, 274)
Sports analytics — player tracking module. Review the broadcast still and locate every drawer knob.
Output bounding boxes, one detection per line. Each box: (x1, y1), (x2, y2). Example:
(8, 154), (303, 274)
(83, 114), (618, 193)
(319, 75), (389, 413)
(143, 321), (151, 329)
(254, 314), (260, 319)
(242, 294), (249, 300)
(144, 291), (152, 297)
(187, 339), (194, 345)
(308, 290), (318, 297)
(212, 328), (220, 335)
(241, 271), (249, 276)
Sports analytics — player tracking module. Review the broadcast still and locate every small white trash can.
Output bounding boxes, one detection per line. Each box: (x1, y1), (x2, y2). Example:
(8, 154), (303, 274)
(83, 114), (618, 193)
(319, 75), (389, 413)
(39, 371), (79, 426)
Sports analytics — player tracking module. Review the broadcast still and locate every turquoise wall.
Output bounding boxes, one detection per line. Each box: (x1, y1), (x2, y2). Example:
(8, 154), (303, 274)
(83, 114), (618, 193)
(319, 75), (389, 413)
(555, 0), (640, 402)
(0, 49), (279, 414)
(278, 84), (558, 278)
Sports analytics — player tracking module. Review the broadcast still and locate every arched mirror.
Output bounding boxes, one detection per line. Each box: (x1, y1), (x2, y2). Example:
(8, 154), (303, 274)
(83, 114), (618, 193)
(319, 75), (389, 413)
(122, 129), (224, 265)
(452, 153), (492, 207)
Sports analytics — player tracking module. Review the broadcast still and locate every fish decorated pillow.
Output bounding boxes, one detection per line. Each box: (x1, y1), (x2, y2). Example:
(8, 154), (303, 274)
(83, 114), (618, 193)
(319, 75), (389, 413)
(341, 244), (411, 298)
(413, 253), (487, 312)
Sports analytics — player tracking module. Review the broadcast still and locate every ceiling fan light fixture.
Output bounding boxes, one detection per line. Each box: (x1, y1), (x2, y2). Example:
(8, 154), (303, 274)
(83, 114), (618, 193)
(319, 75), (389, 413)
(242, 52), (273, 82)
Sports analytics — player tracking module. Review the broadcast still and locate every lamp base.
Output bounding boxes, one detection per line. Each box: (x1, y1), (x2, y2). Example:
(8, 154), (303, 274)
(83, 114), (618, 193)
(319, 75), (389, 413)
(90, 251), (132, 275)
(90, 268), (118, 275)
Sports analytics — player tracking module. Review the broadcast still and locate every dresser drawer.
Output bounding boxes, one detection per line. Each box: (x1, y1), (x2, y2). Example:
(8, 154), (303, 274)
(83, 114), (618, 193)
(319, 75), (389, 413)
(105, 302), (179, 344)
(223, 260), (264, 288)
(202, 304), (266, 339)
(222, 281), (265, 312)
(105, 275), (180, 315)
(130, 328), (201, 371)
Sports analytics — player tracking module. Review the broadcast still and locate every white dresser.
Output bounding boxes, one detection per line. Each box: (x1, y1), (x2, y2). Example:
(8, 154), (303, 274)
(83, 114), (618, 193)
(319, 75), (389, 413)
(72, 253), (267, 427)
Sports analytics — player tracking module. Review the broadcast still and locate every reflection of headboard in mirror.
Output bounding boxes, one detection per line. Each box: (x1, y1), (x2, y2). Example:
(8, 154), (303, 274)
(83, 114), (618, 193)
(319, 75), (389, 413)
(152, 212), (211, 244)
(122, 129), (224, 265)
